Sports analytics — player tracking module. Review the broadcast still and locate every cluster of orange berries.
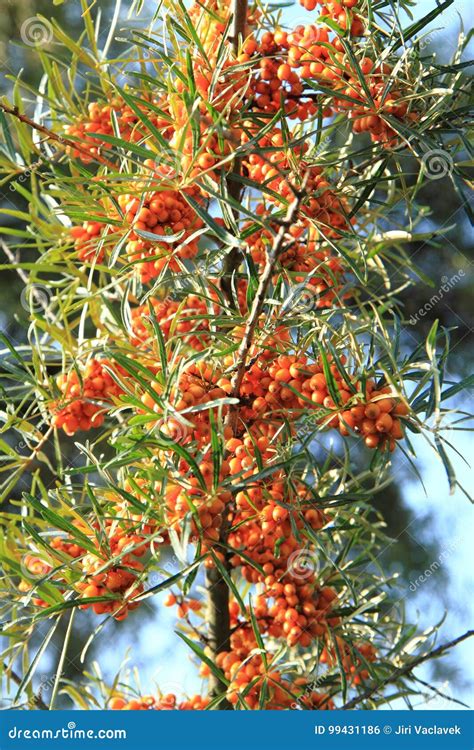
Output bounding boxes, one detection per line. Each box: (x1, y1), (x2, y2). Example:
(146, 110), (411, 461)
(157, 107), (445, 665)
(75, 508), (149, 619)
(248, 353), (408, 450)
(139, 350), (408, 457)
(242, 133), (352, 237)
(246, 221), (348, 307)
(118, 181), (203, 282)
(109, 694), (210, 710)
(247, 41), (319, 121)
(321, 638), (377, 685)
(18, 538), (83, 608)
(20, 507), (149, 620)
(129, 294), (210, 351)
(69, 159), (205, 282)
(51, 358), (124, 436)
(70, 219), (110, 264)
(64, 98), (171, 164)
(248, 25), (336, 123)
(18, 554), (55, 608)
(213, 605), (335, 708)
(248, 20), (414, 146)
(162, 483), (230, 560)
(50, 535), (84, 560)
(299, 0), (364, 36)
(226, 475), (339, 651)
(140, 361), (232, 445)
(32, 0), (423, 707)
(333, 59), (416, 146)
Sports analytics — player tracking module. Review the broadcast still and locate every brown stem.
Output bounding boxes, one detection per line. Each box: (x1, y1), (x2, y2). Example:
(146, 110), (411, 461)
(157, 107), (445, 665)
(230, 0), (248, 51)
(205, 0), (250, 709)
(0, 102), (116, 169)
(226, 180), (307, 432)
(205, 182), (305, 693)
(340, 629), (474, 710)
(204, 185), (306, 707)
(205, 563), (232, 708)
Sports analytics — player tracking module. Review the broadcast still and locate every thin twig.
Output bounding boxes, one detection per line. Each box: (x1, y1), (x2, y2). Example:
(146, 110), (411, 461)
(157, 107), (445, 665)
(226, 179), (307, 432)
(412, 675), (470, 709)
(340, 629), (474, 710)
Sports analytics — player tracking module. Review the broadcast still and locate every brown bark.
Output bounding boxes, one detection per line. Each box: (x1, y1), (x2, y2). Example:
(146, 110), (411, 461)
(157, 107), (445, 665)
(205, 0), (249, 709)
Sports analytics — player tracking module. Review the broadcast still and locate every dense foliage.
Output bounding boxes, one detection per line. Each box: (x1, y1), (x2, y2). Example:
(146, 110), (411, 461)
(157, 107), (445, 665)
(0, 0), (472, 711)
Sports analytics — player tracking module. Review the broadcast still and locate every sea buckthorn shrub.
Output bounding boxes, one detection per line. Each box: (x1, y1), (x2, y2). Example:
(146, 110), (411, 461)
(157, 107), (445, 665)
(0, 0), (470, 713)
